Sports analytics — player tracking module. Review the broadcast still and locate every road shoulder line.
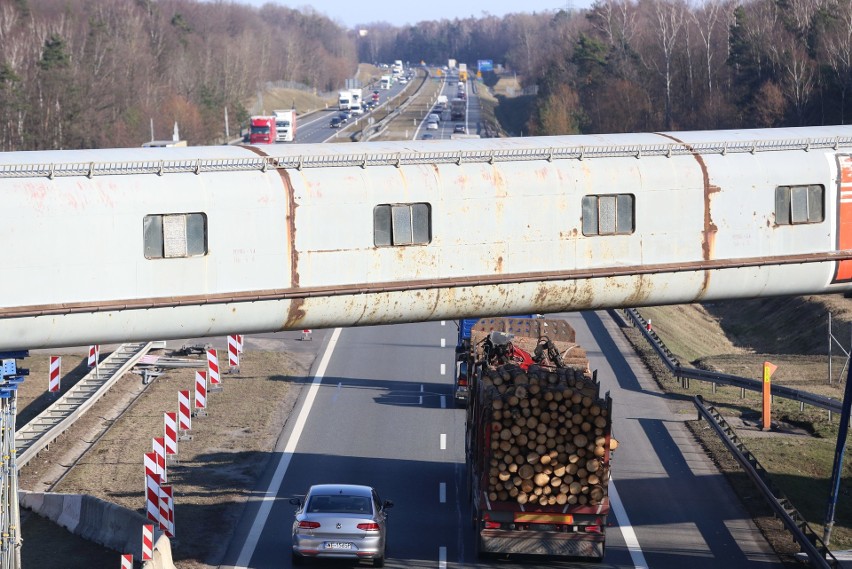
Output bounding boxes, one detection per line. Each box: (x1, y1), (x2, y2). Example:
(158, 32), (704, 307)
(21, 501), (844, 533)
(232, 327), (342, 568)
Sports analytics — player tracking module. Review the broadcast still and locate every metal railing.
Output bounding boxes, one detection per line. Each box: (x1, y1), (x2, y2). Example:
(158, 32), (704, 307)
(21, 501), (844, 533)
(16, 342), (155, 468)
(2, 134), (851, 179)
(622, 308), (843, 415)
(693, 395), (838, 568)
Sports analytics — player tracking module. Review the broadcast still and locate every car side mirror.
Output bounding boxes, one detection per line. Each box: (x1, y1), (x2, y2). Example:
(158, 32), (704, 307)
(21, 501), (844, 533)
(383, 500), (394, 509)
(289, 497), (302, 507)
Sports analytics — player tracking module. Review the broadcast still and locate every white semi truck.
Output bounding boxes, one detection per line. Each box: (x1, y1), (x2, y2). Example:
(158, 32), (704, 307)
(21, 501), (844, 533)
(338, 90), (352, 110)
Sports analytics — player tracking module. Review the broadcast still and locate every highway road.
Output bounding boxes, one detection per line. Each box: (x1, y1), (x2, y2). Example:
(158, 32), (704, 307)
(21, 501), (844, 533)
(414, 75), (482, 141)
(219, 315), (783, 568)
(219, 75), (783, 568)
(291, 73), (416, 144)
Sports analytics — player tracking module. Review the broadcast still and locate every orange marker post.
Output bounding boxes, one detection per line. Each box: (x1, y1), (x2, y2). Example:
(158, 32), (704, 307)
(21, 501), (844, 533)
(762, 361), (778, 430)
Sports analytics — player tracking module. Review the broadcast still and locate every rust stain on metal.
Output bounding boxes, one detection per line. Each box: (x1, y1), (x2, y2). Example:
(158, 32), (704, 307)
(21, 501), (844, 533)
(244, 146), (303, 327)
(5, 251), (852, 321)
(623, 275), (651, 306)
(285, 297), (307, 328)
(658, 133), (719, 297)
(482, 166), (507, 198)
(496, 256), (504, 273)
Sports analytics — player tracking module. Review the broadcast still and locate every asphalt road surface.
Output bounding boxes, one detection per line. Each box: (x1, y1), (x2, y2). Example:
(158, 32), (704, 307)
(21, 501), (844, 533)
(415, 75), (481, 141)
(219, 311), (783, 568)
(293, 76), (413, 144)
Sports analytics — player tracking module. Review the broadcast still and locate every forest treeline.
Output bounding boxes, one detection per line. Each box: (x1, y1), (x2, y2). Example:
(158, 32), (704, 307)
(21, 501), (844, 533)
(0, 0), (850, 150)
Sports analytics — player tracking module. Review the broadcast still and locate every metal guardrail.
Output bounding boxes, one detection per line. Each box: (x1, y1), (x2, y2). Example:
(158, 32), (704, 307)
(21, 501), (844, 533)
(3, 134), (851, 179)
(622, 308), (843, 415)
(16, 342), (155, 468)
(693, 395), (838, 568)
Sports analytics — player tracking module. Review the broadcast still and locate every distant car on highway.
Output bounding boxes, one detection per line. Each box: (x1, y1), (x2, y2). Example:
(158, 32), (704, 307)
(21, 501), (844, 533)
(329, 117), (343, 128)
(453, 124), (466, 134)
(426, 120), (438, 130)
(338, 111), (351, 123)
(428, 113), (441, 124)
(421, 133), (435, 139)
(290, 484), (393, 567)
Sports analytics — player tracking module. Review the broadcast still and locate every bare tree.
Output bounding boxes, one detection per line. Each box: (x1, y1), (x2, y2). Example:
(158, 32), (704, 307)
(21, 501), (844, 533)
(637, 0), (686, 129)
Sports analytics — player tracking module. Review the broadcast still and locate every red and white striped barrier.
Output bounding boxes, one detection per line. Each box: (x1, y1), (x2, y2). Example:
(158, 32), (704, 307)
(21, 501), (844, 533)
(120, 554), (132, 569)
(87, 345), (99, 368)
(228, 335), (240, 368)
(195, 371), (207, 410)
(207, 348), (220, 385)
(145, 471), (160, 524)
(144, 452), (157, 480)
(164, 412), (177, 456)
(48, 356), (60, 393)
(237, 334), (244, 354)
(178, 390), (191, 432)
(142, 523), (154, 561)
(152, 437), (166, 482)
(160, 484), (175, 537)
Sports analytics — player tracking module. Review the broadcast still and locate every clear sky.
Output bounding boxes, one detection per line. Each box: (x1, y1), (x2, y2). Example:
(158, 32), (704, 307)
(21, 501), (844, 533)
(232, 0), (581, 29)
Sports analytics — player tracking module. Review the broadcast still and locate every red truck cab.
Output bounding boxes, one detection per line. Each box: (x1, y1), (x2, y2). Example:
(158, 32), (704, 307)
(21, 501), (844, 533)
(248, 116), (275, 144)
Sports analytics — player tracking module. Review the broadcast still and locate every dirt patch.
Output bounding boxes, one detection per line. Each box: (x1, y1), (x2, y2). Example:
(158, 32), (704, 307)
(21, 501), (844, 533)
(18, 349), (314, 568)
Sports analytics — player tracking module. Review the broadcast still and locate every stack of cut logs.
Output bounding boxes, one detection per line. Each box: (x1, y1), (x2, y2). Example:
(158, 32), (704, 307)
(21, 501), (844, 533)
(481, 364), (615, 507)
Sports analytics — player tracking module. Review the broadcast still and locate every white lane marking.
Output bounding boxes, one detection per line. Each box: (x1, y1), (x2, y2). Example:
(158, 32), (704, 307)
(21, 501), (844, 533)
(419, 384), (424, 405)
(440, 395), (446, 409)
(438, 546), (447, 568)
(441, 338), (446, 348)
(439, 482), (447, 503)
(609, 476), (648, 568)
(234, 328), (342, 568)
(441, 320), (446, 326)
(331, 381), (342, 403)
(440, 363), (446, 375)
(440, 433), (447, 450)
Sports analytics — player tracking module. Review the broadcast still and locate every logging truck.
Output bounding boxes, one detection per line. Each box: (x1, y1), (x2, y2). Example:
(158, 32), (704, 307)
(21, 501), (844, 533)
(464, 317), (614, 561)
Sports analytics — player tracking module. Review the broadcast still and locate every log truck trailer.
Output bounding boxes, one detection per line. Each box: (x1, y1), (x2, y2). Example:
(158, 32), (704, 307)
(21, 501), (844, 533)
(464, 317), (614, 561)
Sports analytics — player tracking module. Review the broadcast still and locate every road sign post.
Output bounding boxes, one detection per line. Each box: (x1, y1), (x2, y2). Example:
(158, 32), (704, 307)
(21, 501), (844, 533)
(762, 361), (777, 430)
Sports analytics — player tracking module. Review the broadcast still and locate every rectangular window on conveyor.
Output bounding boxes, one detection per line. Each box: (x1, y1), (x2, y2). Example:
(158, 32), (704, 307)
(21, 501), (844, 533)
(581, 194), (635, 236)
(775, 185), (824, 225)
(144, 213), (208, 259)
(374, 203), (432, 246)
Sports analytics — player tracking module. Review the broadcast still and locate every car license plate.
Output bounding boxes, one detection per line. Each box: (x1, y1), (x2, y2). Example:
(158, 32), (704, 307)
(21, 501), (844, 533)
(324, 542), (353, 550)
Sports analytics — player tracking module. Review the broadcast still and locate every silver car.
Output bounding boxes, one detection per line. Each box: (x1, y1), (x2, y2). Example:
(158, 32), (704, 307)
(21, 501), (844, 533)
(290, 484), (393, 566)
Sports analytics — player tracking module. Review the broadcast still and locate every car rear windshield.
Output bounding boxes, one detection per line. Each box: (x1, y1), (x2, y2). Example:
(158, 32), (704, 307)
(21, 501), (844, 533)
(307, 495), (373, 514)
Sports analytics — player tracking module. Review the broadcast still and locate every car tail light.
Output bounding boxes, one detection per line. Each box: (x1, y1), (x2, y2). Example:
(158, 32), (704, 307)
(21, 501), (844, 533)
(584, 525), (602, 534)
(458, 377), (467, 386)
(484, 521), (501, 529)
(357, 523), (380, 531)
(298, 521), (321, 529)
